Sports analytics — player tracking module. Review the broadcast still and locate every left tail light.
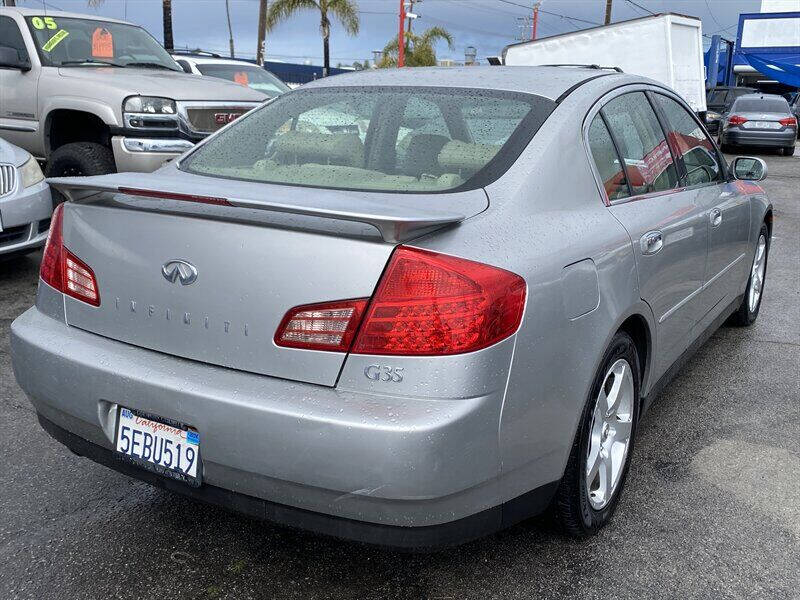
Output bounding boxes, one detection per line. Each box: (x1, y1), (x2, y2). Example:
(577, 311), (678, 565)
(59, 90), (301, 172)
(40, 203), (101, 306)
(728, 115), (747, 126)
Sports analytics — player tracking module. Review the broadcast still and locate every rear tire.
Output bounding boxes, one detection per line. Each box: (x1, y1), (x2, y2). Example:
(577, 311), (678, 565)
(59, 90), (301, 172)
(553, 332), (640, 537)
(729, 223), (769, 326)
(45, 142), (116, 178)
(783, 145), (795, 156)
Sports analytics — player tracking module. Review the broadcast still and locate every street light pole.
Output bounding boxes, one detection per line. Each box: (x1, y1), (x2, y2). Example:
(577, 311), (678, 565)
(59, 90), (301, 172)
(532, 2), (540, 40)
(398, 0), (406, 68)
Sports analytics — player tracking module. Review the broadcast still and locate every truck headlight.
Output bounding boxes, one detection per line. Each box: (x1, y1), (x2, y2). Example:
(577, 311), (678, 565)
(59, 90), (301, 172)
(19, 156), (44, 188)
(123, 96), (176, 115)
(705, 111), (721, 122)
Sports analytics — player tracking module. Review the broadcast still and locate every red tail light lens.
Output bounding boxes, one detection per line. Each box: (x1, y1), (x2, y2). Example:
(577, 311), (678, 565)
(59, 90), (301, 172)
(728, 115), (747, 126)
(779, 117), (797, 127)
(352, 247), (526, 356)
(275, 298), (368, 352)
(40, 203), (101, 306)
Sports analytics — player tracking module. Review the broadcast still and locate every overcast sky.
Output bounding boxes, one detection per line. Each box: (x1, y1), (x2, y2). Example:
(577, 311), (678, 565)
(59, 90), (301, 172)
(16, 0), (763, 65)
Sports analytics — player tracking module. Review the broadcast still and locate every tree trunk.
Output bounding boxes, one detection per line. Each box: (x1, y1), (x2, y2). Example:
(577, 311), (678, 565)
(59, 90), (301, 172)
(4, 0), (17, 6)
(323, 35), (330, 77)
(256, 0), (268, 65)
(225, 0), (235, 58)
(604, 0), (613, 25)
(162, 0), (174, 50)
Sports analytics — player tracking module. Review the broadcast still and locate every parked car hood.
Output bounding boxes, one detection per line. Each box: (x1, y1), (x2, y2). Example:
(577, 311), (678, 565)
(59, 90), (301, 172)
(0, 138), (31, 167)
(57, 67), (265, 102)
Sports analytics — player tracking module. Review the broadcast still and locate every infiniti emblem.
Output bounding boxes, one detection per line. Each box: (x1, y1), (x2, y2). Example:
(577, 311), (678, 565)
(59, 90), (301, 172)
(162, 260), (198, 285)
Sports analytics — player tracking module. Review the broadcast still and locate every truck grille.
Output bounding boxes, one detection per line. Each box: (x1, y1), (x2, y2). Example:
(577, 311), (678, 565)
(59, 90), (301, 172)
(0, 164), (16, 197)
(185, 108), (251, 134)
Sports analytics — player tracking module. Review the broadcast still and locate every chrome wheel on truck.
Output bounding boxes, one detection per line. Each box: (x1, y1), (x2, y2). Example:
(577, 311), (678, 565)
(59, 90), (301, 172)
(585, 359), (635, 510)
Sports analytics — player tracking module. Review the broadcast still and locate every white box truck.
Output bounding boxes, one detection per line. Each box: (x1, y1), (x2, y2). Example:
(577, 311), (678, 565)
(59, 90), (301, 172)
(503, 13), (707, 113)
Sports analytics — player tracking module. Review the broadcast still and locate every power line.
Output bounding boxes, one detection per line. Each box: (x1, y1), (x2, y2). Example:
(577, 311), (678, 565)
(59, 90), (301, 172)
(624, 0), (655, 16)
(703, 0), (724, 30)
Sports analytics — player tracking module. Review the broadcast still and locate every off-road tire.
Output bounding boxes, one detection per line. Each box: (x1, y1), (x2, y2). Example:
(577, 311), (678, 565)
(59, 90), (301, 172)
(45, 142), (116, 178)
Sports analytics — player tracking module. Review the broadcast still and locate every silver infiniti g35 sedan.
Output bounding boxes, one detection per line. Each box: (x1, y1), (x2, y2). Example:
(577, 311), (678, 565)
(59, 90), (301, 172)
(10, 66), (771, 549)
(0, 138), (53, 259)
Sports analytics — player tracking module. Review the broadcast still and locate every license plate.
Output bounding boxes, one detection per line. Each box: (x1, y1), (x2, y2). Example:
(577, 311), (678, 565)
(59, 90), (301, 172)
(115, 407), (201, 486)
(744, 121), (781, 130)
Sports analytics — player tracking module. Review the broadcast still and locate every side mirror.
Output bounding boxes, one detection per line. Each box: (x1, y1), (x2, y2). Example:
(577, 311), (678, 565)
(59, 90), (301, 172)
(0, 46), (31, 72)
(731, 156), (768, 181)
(176, 60), (193, 74)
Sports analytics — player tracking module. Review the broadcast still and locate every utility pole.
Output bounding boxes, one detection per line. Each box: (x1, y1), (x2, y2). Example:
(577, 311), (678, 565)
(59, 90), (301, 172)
(532, 2), (540, 40)
(3, 0), (17, 6)
(256, 0), (268, 66)
(225, 0), (235, 58)
(397, 0), (406, 68)
(604, 0), (613, 25)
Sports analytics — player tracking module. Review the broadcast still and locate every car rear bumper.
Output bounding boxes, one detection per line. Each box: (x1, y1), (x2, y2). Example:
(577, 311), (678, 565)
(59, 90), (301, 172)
(11, 303), (554, 547)
(722, 128), (797, 147)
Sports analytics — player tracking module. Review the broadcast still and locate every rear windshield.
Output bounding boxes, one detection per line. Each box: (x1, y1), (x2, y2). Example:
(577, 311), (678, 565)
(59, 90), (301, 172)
(182, 86), (554, 193)
(734, 97), (790, 113)
(196, 63), (290, 98)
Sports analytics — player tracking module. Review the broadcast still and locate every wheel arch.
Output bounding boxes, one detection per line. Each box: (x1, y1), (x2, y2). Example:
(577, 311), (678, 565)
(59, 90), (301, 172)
(43, 108), (114, 157)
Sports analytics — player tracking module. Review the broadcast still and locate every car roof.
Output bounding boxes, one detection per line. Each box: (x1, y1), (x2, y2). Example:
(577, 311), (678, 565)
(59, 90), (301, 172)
(0, 6), (131, 25)
(302, 66), (630, 101)
(172, 55), (261, 67)
(735, 93), (787, 102)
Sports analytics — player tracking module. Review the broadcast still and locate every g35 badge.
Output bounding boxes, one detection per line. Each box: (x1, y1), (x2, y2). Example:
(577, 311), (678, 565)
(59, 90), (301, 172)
(364, 365), (404, 383)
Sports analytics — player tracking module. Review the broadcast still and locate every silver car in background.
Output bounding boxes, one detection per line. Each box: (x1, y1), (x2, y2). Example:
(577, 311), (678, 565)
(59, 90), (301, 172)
(11, 67), (772, 548)
(0, 138), (52, 259)
(718, 93), (797, 156)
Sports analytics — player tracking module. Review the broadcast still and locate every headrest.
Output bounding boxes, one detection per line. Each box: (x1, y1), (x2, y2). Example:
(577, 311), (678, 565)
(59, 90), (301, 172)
(273, 131), (364, 168)
(437, 140), (499, 173)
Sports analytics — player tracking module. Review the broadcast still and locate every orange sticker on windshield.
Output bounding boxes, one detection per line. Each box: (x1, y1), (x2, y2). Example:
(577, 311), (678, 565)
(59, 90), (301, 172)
(92, 28), (114, 58)
(233, 71), (249, 86)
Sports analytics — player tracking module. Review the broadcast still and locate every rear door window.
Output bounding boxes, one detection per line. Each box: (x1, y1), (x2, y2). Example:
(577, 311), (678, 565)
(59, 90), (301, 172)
(587, 115), (630, 201)
(601, 92), (679, 196)
(654, 94), (724, 187)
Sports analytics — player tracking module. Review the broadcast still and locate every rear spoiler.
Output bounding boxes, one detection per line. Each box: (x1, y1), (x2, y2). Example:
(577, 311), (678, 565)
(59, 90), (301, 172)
(47, 173), (467, 244)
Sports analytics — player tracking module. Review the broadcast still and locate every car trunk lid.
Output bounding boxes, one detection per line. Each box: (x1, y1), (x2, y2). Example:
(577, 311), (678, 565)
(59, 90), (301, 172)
(49, 172), (486, 386)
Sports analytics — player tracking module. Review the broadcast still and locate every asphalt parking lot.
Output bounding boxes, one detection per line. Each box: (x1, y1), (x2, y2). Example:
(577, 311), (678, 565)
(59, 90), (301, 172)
(1, 148), (798, 600)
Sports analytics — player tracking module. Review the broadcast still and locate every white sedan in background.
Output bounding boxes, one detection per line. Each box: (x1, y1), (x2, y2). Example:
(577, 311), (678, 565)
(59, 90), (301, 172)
(0, 139), (52, 260)
(171, 52), (291, 98)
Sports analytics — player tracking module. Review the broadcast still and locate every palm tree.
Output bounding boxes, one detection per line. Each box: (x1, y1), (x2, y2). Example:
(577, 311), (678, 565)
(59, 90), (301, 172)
(265, 0), (359, 77)
(378, 27), (454, 68)
(87, 0), (174, 51)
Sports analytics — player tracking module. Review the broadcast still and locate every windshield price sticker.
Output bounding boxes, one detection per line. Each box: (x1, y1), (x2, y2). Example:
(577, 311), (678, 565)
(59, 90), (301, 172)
(92, 27), (114, 58)
(42, 29), (69, 52)
(31, 16), (57, 30)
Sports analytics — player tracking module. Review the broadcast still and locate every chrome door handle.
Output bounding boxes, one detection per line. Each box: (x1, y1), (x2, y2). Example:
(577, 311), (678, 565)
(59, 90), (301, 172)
(640, 230), (663, 255)
(710, 208), (723, 227)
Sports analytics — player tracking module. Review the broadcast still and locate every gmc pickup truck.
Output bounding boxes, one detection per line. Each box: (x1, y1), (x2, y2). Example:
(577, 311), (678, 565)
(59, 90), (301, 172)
(0, 7), (264, 176)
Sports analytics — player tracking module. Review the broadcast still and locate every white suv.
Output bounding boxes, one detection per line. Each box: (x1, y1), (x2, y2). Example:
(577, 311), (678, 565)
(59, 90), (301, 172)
(172, 52), (291, 98)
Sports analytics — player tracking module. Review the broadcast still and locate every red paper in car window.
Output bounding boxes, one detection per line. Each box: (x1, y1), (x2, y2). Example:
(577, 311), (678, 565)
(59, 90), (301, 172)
(92, 28), (114, 58)
(234, 71), (249, 86)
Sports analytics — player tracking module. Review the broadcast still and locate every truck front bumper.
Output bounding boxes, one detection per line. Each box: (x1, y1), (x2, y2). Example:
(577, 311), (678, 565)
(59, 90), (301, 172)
(111, 136), (195, 173)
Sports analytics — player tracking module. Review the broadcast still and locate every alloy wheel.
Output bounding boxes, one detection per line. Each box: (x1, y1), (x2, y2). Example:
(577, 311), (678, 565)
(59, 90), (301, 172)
(748, 233), (767, 313)
(586, 358), (635, 510)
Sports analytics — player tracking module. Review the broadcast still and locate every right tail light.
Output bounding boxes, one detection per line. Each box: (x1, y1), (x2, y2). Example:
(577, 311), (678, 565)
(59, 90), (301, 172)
(779, 117), (797, 127)
(40, 203), (101, 306)
(275, 246), (527, 356)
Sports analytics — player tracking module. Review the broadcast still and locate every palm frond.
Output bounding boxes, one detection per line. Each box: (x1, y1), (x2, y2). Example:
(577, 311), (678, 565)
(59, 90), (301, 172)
(327, 0), (360, 35)
(264, 0), (320, 32)
(419, 26), (454, 51)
